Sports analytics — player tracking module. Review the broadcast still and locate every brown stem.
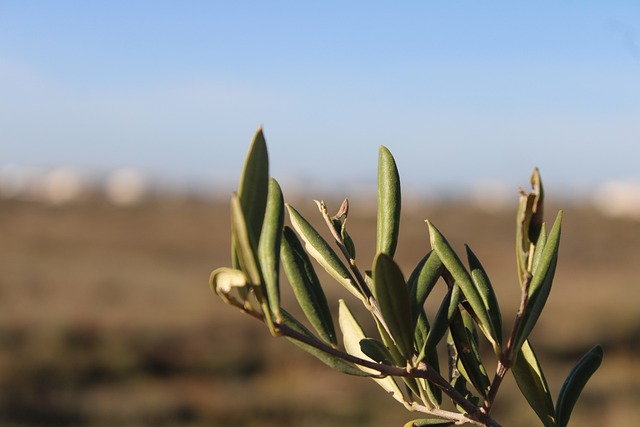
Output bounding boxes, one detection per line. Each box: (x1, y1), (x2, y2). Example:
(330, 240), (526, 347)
(485, 271), (533, 412)
(275, 321), (501, 427)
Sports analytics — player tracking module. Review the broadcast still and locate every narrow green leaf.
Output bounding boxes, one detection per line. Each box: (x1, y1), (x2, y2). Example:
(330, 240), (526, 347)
(417, 284), (460, 363)
(408, 251), (444, 324)
(511, 211), (562, 359)
(338, 300), (406, 402)
(360, 338), (394, 365)
(427, 221), (498, 348)
(281, 227), (337, 346)
(414, 309), (429, 350)
(373, 315), (406, 367)
(555, 345), (603, 427)
(286, 204), (362, 300)
(451, 374), (480, 411)
(449, 310), (491, 398)
(376, 146), (401, 257)
(531, 225), (547, 275)
(258, 178), (284, 321)
(414, 310), (442, 406)
(342, 225), (357, 260)
(280, 309), (370, 377)
(230, 195), (262, 286)
(512, 340), (556, 427)
(404, 419), (455, 427)
(465, 245), (503, 352)
(373, 253), (414, 358)
(234, 127), (269, 269)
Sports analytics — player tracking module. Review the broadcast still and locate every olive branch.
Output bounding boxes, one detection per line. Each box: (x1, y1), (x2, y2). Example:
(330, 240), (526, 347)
(210, 128), (602, 427)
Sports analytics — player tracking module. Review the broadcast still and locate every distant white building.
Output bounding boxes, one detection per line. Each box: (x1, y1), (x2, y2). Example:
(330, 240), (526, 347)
(104, 168), (147, 205)
(593, 180), (640, 220)
(0, 165), (86, 204)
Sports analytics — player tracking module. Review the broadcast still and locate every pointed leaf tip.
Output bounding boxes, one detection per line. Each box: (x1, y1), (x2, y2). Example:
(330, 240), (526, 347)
(233, 128), (269, 269)
(555, 345), (603, 427)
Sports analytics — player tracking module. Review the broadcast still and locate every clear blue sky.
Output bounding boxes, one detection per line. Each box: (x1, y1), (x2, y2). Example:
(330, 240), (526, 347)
(1, 1), (639, 195)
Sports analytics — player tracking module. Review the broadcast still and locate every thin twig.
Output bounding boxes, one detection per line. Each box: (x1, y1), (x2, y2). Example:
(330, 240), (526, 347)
(484, 270), (533, 411)
(315, 200), (373, 300)
(315, 200), (396, 340)
(275, 321), (501, 427)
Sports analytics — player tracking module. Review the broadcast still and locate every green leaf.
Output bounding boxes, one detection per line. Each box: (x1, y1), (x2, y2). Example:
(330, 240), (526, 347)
(338, 300), (406, 402)
(414, 310), (442, 406)
(258, 178), (284, 321)
(531, 225), (547, 275)
(449, 310), (491, 398)
(286, 204), (362, 300)
(376, 146), (401, 257)
(372, 253), (414, 358)
(417, 284), (460, 363)
(555, 345), (603, 427)
(404, 419), (455, 427)
(427, 221), (499, 348)
(408, 251), (444, 324)
(230, 195), (262, 287)
(234, 127), (269, 269)
(360, 338), (395, 365)
(512, 340), (556, 427)
(511, 211), (562, 359)
(280, 309), (370, 377)
(465, 245), (503, 352)
(281, 227), (337, 346)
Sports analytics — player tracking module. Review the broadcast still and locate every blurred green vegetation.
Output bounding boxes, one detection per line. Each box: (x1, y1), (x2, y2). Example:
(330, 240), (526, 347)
(0, 197), (638, 426)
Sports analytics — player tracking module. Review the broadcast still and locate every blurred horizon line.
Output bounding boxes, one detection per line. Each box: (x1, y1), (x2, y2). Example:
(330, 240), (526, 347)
(2, 163), (640, 220)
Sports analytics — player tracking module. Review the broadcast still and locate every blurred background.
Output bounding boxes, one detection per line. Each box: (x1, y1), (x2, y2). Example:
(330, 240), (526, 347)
(1, 1), (639, 426)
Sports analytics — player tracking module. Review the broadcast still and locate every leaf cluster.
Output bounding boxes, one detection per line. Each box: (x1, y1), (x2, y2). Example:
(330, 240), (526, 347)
(210, 128), (603, 427)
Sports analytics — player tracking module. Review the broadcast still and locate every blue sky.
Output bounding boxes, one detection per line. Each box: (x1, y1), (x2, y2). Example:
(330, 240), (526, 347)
(1, 1), (639, 196)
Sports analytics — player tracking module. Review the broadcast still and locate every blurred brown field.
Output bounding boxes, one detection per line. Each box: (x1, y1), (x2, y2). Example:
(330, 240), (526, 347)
(0, 194), (638, 427)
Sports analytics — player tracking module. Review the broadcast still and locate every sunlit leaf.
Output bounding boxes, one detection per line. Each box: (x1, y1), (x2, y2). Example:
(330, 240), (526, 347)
(510, 211), (562, 359)
(234, 127), (269, 269)
(531, 225), (547, 275)
(230, 195), (262, 287)
(258, 178), (284, 321)
(376, 146), (401, 257)
(372, 253), (414, 358)
(427, 221), (499, 348)
(209, 267), (248, 302)
(286, 204), (362, 300)
(466, 245), (503, 352)
(404, 419), (455, 427)
(338, 300), (406, 402)
(555, 345), (603, 427)
(512, 340), (555, 427)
